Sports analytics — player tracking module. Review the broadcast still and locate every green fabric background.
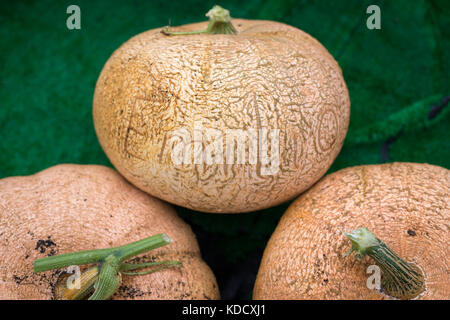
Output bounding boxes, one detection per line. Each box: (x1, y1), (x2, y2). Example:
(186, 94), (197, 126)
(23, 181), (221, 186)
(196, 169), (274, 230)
(1, 0), (449, 296)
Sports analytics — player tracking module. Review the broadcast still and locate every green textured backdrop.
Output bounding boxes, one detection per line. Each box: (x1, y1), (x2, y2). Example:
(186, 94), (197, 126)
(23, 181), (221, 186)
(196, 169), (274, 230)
(1, 0), (449, 298)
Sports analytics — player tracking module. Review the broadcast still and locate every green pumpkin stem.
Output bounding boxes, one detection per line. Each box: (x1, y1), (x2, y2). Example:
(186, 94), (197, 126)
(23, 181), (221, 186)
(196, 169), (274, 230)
(344, 227), (425, 300)
(33, 234), (181, 300)
(162, 5), (237, 36)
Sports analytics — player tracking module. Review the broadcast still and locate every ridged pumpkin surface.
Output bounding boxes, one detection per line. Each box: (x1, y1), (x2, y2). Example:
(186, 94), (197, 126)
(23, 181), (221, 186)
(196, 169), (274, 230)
(254, 162), (449, 299)
(93, 19), (350, 213)
(0, 165), (219, 300)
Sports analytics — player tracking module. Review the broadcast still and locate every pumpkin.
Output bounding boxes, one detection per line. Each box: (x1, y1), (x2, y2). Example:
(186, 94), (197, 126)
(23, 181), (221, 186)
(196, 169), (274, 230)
(0, 164), (219, 300)
(93, 6), (350, 213)
(253, 162), (449, 299)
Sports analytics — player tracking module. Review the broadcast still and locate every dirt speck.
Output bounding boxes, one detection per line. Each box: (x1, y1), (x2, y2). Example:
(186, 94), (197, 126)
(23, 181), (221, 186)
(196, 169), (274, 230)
(115, 285), (147, 299)
(35, 236), (57, 256)
(13, 274), (28, 285)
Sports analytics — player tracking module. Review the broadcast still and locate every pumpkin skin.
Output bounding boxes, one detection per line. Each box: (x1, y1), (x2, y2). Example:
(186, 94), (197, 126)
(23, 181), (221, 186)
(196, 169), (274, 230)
(93, 19), (350, 213)
(0, 165), (219, 300)
(253, 162), (449, 299)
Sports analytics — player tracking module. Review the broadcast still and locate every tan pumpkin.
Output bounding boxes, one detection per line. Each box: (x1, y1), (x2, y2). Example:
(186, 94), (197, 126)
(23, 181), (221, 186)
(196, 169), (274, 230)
(254, 162), (449, 300)
(93, 6), (350, 213)
(0, 164), (219, 300)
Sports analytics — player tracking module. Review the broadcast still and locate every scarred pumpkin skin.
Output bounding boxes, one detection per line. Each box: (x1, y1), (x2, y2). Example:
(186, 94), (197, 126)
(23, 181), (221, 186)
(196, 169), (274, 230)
(0, 165), (219, 300)
(253, 162), (449, 300)
(93, 19), (350, 213)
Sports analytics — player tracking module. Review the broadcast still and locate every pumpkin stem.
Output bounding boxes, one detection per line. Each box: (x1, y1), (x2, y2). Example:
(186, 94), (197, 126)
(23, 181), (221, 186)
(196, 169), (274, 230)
(344, 227), (425, 300)
(121, 261), (182, 276)
(34, 234), (182, 300)
(120, 260), (182, 275)
(162, 5), (237, 36)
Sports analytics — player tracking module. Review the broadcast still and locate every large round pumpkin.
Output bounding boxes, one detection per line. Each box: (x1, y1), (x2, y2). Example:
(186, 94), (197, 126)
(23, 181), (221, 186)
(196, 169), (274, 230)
(0, 164), (219, 300)
(253, 162), (449, 299)
(93, 9), (350, 213)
